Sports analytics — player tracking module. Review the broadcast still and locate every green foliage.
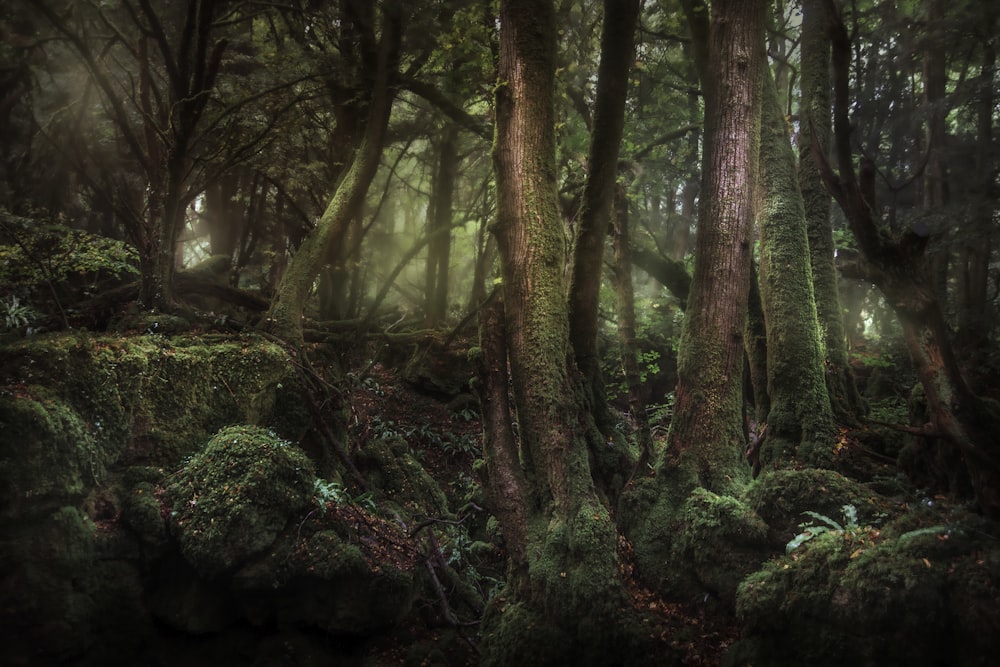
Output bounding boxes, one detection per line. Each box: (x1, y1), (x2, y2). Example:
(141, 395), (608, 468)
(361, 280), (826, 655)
(312, 478), (376, 512)
(0, 214), (138, 290)
(786, 504), (866, 554)
(1, 295), (37, 331)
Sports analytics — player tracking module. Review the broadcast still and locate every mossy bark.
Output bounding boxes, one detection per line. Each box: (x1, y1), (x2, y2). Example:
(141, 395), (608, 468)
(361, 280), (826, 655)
(660, 0), (766, 498)
(567, 0), (640, 453)
(628, 0), (768, 605)
(481, 1), (643, 662)
(757, 63), (835, 467)
(264, 8), (401, 345)
(797, 0), (865, 424)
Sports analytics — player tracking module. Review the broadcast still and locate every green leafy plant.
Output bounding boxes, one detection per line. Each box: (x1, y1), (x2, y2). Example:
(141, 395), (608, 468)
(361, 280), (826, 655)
(786, 504), (859, 553)
(312, 478), (376, 512)
(1, 295), (37, 331)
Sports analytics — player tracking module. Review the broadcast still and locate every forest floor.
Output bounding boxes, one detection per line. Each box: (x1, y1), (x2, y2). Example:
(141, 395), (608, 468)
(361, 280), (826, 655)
(347, 362), (741, 666)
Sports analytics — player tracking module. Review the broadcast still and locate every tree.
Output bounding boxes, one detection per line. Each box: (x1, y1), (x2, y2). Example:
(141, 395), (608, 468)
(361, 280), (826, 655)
(31, 0), (234, 311)
(477, 0), (646, 661)
(756, 60), (836, 468)
(797, 0), (865, 423)
(263, 2), (402, 344)
(814, 0), (1000, 520)
(662, 0), (767, 496)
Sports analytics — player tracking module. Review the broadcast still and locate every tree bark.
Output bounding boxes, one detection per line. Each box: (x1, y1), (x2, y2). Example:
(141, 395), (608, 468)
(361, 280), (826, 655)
(264, 6), (401, 344)
(797, 0), (865, 424)
(661, 0), (766, 497)
(567, 0), (640, 433)
(757, 62), (835, 468)
(480, 0), (637, 661)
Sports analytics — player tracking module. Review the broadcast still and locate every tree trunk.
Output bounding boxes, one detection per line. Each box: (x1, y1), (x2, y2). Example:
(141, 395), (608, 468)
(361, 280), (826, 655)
(757, 62), (835, 467)
(661, 0), (766, 497)
(567, 0), (640, 426)
(425, 124), (458, 327)
(797, 0), (865, 423)
(264, 7), (401, 344)
(480, 0), (639, 661)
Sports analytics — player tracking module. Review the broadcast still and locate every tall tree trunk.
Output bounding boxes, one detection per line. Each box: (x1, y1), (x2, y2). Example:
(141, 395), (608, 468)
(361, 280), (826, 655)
(567, 0), (640, 429)
(264, 8), (401, 344)
(425, 124), (458, 327)
(480, 0), (641, 662)
(757, 62), (835, 468)
(815, 0), (1000, 520)
(611, 184), (654, 470)
(797, 0), (865, 423)
(661, 0), (766, 497)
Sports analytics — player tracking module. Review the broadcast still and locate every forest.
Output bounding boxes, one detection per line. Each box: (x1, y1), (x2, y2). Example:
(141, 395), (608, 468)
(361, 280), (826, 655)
(1, 0), (998, 665)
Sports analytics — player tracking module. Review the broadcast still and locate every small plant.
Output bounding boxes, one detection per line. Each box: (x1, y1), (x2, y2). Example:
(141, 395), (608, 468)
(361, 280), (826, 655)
(313, 478), (347, 509)
(786, 504), (859, 553)
(312, 478), (376, 512)
(1, 295), (37, 331)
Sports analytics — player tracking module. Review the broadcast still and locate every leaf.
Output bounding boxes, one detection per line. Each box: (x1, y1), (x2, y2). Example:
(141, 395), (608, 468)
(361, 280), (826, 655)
(801, 510), (844, 531)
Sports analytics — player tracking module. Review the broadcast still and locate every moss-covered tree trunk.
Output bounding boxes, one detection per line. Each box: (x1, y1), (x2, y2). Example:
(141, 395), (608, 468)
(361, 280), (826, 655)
(263, 8), (400, 344)
(480, 0), (639, 662)
(661, 0), (766, 497)
(626, 0), (769, 605)
(797, 0), (865, 423)
(757, 63), (835, 467)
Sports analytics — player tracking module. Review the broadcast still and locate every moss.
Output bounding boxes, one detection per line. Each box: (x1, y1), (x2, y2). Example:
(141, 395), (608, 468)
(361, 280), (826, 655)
(0, 506), (102, 662)
(0, 386), (105, 519)
(479, 599), (571, 667)
(355, 437), (449, 516)
(0, 332), (306, 471)
(741, 468), (889, 547)
(121, 481), (168, 549)
(671, 488), (770, 604)
(167, 425), (316, 578)
(732, 507), (1000, 666)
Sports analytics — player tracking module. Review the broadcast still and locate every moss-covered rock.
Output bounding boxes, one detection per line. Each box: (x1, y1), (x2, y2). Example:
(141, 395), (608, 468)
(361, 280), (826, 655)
(731, 507), (1000, 666)
(167, 425), (316, 578)
(355, 436), (450, 516)
(671, 488), (771, 605)
(741, 467), (891, 548)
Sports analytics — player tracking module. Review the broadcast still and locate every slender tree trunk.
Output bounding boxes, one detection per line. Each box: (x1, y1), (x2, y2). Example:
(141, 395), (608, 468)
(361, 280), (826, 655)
(797, 0), (865, 423)
(757, 63), (835, 467)
(264, 8), (400, 344)
(425, 124), (458, 327)
(568, 0), (640, 419)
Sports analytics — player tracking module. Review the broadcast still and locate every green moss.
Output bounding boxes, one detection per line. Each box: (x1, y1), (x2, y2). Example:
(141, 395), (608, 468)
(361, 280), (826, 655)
(121, 481), (168, 549)
(0, 332), (306, 471)
(355, 437), (449, 516)
(167, 425), (316, 578)
(741, 468), (889, 547)
(733, 507), (1000, 666)
(0, 386), (105, 518)
(479, 599), (571, 667)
